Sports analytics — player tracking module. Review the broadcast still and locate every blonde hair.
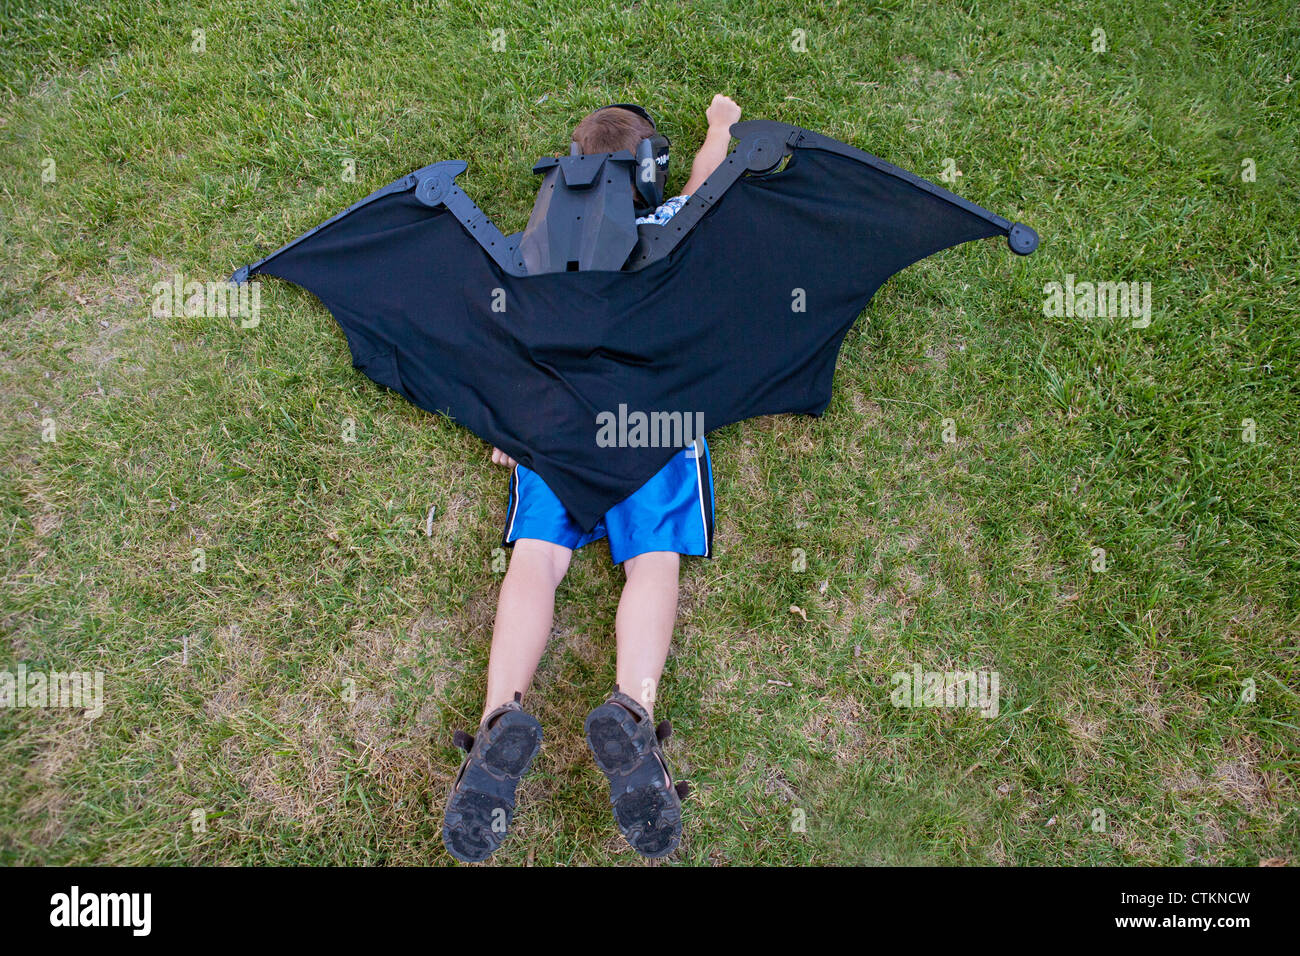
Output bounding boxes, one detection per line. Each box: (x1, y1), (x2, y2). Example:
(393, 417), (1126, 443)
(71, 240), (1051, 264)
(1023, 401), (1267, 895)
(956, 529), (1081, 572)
(571, 106), (654, 155)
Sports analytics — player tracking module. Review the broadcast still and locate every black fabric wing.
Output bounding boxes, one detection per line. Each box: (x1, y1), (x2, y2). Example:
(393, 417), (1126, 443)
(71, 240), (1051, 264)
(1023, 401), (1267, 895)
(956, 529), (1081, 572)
(246, 141), (1007, 532)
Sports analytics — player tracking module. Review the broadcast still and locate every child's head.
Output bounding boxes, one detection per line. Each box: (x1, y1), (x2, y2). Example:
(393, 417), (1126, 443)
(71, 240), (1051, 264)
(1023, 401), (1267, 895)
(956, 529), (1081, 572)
(571, 106), (655, 155)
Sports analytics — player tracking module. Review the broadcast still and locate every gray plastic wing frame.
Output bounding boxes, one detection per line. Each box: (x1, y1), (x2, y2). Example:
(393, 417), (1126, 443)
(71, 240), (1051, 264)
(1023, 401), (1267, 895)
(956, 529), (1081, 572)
(627, 120), (1038, 269)
(230, 159), (523, 283)
(230, 120), (1038, 284)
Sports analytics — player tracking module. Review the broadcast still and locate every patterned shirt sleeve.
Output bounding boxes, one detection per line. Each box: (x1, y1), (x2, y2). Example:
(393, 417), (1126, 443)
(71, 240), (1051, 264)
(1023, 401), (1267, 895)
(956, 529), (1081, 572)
(635, 194), (691, 226)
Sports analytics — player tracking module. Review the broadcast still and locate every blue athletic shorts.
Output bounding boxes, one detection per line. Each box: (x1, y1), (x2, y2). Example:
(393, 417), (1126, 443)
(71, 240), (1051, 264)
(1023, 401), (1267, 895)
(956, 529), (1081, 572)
(502, 438), (715, 564)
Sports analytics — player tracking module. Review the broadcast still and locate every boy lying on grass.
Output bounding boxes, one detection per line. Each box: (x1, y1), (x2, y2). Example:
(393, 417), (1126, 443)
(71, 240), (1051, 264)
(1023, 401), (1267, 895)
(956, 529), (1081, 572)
(442, 94), (742, 863)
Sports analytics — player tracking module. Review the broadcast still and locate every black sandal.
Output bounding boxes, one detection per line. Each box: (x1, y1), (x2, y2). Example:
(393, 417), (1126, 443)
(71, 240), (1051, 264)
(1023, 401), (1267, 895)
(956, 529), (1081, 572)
(441, 692), (543, 863)
(584, 688), (690, 858)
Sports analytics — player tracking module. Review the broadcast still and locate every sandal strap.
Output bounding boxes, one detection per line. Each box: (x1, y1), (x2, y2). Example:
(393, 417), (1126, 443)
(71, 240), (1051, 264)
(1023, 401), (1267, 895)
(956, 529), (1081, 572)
(608, 691), (691, 806)
(649, 746), (691, 804)
(607, 689), (650, 722)
(604, 688), (688, 802)
(452, 694), (527, 755)
(480, 699), (523, 731)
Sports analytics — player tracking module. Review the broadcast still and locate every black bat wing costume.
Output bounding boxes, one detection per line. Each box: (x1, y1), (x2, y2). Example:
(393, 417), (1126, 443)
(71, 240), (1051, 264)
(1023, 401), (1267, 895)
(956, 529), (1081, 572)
(232, 120), (1038, 533)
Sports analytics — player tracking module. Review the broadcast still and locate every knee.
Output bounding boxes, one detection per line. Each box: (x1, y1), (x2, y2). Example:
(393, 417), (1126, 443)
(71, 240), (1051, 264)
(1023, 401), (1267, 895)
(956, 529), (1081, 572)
(511, 538), (573, 586)
(623, 550), (680, 583)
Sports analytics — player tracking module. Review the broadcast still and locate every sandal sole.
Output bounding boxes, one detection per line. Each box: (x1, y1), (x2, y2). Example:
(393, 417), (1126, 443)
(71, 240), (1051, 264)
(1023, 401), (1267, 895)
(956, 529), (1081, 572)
(442, 712), (543, 863)
(584, 702), (682, 859)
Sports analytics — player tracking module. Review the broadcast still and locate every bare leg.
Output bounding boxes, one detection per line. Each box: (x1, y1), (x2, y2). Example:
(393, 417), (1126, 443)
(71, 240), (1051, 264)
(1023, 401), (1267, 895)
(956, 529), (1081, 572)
(482, 537), (572, 720)
(614, 551), (680, 718)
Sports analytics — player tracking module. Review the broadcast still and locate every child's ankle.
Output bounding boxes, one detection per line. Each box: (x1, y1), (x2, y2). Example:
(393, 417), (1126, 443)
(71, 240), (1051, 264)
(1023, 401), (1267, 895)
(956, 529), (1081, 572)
(481, 690), (525, 724)
(611, 683), (655, 719)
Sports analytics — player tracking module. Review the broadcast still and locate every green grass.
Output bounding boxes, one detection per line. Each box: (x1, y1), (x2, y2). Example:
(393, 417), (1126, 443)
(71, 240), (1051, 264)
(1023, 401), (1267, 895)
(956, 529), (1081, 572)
(1, 0), (1296, 865)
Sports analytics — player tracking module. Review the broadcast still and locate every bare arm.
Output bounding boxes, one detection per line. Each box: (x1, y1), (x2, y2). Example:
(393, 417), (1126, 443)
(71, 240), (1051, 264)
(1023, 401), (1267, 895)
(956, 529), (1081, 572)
(681, 94), (742, 196)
